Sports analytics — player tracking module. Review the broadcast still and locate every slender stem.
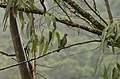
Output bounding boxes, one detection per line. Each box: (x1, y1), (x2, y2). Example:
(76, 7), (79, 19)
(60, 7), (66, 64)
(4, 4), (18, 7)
(104, 0), (113, 24)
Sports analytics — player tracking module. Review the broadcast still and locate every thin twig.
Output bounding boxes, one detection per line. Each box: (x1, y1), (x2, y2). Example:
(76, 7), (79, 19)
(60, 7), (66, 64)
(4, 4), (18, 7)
(36, 64), (53, 68)
(63, 0), (105, 30)
(104, 0), (113, 24)
(54, 0), (72, 22)
(0, 4), (103, 36)
(0, 39), (101, 71)
(83, 0), (108, 26)
(0, 51), (15, 56)
(37, 72), (47, 79)
(51, 48), (70, 72)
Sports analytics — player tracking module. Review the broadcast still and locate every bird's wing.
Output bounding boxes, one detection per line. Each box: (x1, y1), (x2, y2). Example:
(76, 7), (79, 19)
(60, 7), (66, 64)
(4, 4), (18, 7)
(58, 39), (63, 48)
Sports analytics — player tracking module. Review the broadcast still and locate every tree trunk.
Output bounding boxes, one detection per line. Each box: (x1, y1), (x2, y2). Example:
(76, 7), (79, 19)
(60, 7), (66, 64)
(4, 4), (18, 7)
(10, 11), (33, 79)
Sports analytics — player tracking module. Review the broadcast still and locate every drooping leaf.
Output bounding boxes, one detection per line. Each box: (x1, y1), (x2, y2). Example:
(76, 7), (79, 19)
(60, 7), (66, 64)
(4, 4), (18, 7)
(56, 32), (60, 47)
(48, 31), (52, 44)
(52, 16), (57, 28)
(31, 39), (37, 53)
(26, 22), (30, 38)
(115, 23), (120, 41)
(19, 11), (24, 23)
(103, 66), (108, 79)
(31, 34), (38, 53)
(45, 14), (51, 27)
(112, 67), (119, 79)
(39, 36), (44, 55)
(111, 40), (115, 54)
(42, 41), (49, 55)
(101, 26), (109, 52)
(102, 40), (108, 53)
(117, 63), (120, 72)
(39, 29), (45, 55)
(26, 12), (32, 21)
(3, 0), (13, 31)
(13, 0), (19, 17)
(101, 26), (108, 44)
(53, 21), (56, 28)
(22, 1), (32, 10)
(34, 34), (38, 45)
(19, 11), (25, 32)
(26, 22), (32, 38)
(94, 55), (104, 75)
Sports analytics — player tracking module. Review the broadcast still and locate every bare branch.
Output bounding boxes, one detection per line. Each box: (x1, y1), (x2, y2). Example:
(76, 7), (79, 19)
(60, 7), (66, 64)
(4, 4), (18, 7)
(83, 0), (108, 26)
(54, 0), (72, 21)
(62, 0), (105, 30)
(0, 4), (102, 36)
(0, 51), (15, 56)
(56, 18), (102, 35)
(0, 39), (101, 71)
(104, 0), (113, 24)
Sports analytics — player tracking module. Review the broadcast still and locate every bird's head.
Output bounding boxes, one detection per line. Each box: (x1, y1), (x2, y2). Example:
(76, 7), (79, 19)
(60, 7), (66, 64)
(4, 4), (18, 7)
(64, 34), (67, 36)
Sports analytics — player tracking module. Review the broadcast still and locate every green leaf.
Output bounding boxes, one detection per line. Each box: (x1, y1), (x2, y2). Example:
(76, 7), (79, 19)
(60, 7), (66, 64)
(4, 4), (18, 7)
(112, 67), (119, 79)
(101, 25), (112, 53)
(39, 35), (44, 45)
(115, 25), (120, 41)
(53, 21), (56, 28)
(31, 34), (38, 53)
(39, 36), (44, 55)
(52, 16), (57, 28)
(19, 12), (25, 32)
(94, 55), (103, 75)
(26, 12), (32, 21)
(26, 22), (30, 38)
(19, 12), (24, 22)
(101, 27), (108, 44)
(3, 0), (13, 31)
(39, 30), (45, 55)
(102, 40), (108, 53)
(26, 40), (32, 47)
(56, 32), (60, 47)
(31, 40), (37, 53)
(52, 27), (56, 33)
(45, 14), (51, 27)
(117, 63), (120, 72)
(26, 22), (32, 37)
(48, 31), (52, 44)
(103, 66), (108, 79)
(22, 1), (32, 10)
(34, 34), (38, 45)
(42, 41), (49, 55)
(111, 40), (115, 54)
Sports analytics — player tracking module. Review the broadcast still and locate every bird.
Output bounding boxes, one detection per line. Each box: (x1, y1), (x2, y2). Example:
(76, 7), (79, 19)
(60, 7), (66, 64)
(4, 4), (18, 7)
(57, 34), (67, 52)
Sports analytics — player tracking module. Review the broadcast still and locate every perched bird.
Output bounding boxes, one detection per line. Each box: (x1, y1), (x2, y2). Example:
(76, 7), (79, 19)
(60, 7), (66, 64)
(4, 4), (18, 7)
(57, 34), (67, 52)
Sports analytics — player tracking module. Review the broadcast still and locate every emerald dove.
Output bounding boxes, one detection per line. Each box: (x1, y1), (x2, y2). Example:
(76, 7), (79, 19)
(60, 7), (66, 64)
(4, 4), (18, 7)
(57, 34), (67, 52)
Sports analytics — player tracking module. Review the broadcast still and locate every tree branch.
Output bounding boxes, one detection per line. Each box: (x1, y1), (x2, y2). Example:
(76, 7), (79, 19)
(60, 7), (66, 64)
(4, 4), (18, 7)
(104, 0), (113, 24)
(62, 0), (105, 30)
(0, 39), (101, 71)
(83, 0), (108, 26)
(0, 4), (102, 36)
(56, 18), (102, 35)
(0, 51), (15, 56)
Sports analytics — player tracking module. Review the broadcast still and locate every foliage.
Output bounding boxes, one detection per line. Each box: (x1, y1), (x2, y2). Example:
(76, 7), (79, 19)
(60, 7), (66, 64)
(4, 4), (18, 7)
(0, 0), (120, 79)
